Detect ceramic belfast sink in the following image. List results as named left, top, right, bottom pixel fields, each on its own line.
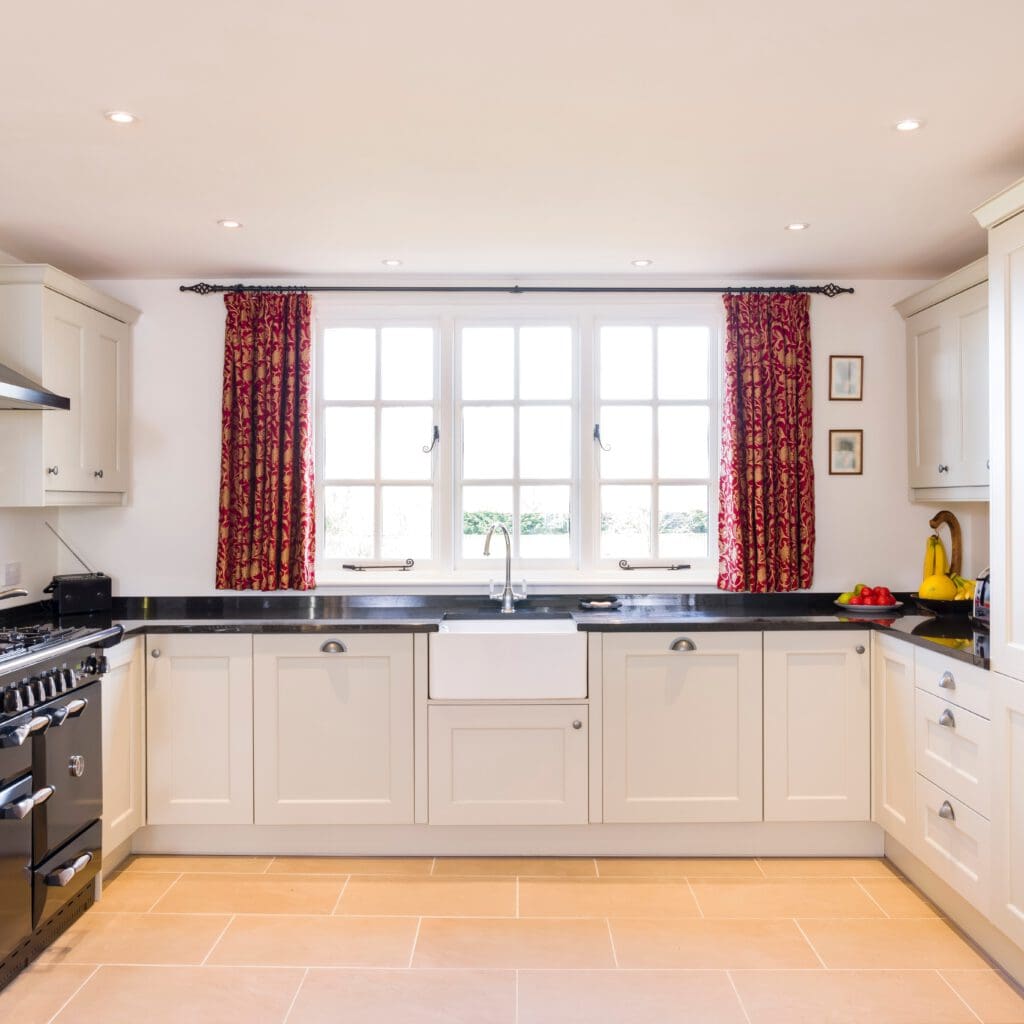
left=429, top=617, right=587, bottom=699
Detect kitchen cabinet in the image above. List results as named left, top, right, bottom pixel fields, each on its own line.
left=896, top=260, right=988, bottom=501
left=990, top=672, right=1024, bottom=948
left=101, top=636, right=145, bottom=862
left=602, top=632, right=762, bottom=823
left=428, top=704, right=589, bottom=826
left=763, top=631, right=871, bottom=821
left=871, top=634, right=916, bottom=848
left=253, top=634, right=415, bottom=825
left=146, top=634, right=253, bottom=825
left=0, top=265, right=138, bottom=507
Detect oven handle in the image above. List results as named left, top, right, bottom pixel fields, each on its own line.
left=45, top=851, right=93, bottom=888
left=0, top=715, right=51, bottom=748
left=0, top=785, right=55, bottom=820
left=47, top=698, right=89, bottom=728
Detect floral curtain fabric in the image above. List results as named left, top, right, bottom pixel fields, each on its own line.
left=215, top=291, right=316, bottom=590
left=717, top=292, right=815, bottom=592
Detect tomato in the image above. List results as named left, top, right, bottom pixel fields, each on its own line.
left=871, top=594, right=889, bottom=605
left=849, top=595, right=864, bottom=605
left=859, top=587, right=875, bottom=599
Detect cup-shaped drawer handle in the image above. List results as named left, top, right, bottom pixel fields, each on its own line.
left=939, top=671, right=956, bottom=690
left=320, top=640, right=347, bottom=654
left=45, top=851, right=93, bottom=887
left=669, top=637, right=696, bottom=652
left=939, top=709, right=956, bottom=729
left=938, top=800, right=956, bottom=822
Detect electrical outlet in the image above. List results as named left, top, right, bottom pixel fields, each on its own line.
left=4, top=562, right=21, bottom=586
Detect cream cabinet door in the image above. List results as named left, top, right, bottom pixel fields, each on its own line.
left=146, top=634, right=253, bottom=825
left=428, top=704, right=588, bottom=826
left=101, top=637, right=145, bottom=857
left=872, top=634, right=916, bottom=847
left=602, top=632, right=763, bottom=823
left=990, top=672, right=1024, bottom=946
left=763, top=631, right=870, bottom=822
left=253, top=634, right=414, bottom=825
left=41, top=290, right=87, bottom=490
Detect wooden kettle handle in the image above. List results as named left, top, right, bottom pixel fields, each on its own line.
left=929, top=510, right=962, bottom=576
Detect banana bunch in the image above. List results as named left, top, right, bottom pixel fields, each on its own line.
left=923, top=534, right=948, bottom=579
left=950, top=573, right=976, bottom=600
left=921, top=535, right=976, bottom=599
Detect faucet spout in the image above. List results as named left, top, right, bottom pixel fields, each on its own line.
left=483, top=523, right=518, bottom=614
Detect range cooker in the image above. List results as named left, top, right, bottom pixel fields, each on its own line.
left=0, top=622, right=122, bottom=989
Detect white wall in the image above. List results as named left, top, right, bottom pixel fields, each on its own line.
left=50, top=277, right=989, bottom=596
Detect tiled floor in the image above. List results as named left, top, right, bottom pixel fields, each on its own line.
left=2, top=856, right=1023, bottom=1023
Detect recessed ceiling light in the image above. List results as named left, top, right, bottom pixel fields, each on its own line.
left=785, top=223, right=810, bottom=231
left=104, top=110, right=138, bottom=125
left=895, top=118, right=924, bottom=132
left=382, top=258, right=403, bottom=267
left=217, top=219, right=243, bottom=229
left=631, top=258, right=654, bottom=267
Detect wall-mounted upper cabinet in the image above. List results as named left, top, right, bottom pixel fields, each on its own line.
left=896, top=259, right=988, bottom=502
left=0, top=265, right=139, bottom=507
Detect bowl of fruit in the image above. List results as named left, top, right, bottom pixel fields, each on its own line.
left=835, top=584, right=902, bottom=613
left=914, top=573, right=975, bottom=615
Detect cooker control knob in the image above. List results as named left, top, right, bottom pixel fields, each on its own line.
left=42, top=673, right=59, bottom=699
left=3, top=686, right=23, bottom=714
left=19, top=680, right=37, bottom=708
left=60, top=668, right=76, bottom=691
left=82, top=656, right=98, bottom=676
left=30, top=677, right=47, bottom=703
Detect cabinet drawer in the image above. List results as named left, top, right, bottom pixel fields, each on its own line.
left=915, top=774, right=990, bottom=913
left=915, top=689, right=991, bottom=818
left=915, top=648, right=990, bottom=719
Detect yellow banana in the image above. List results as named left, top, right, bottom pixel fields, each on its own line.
left=933, top=535, right=948, bottom=577
left=923, top=535, right=937, bottom=580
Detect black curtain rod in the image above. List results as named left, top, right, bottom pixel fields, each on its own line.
left=180, top=282, right=854, bottom=297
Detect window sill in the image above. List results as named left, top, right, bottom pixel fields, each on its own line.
left=312, top=569, right=720, bottom=592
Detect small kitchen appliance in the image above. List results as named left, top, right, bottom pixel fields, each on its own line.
left=972, top=568, right=991, bottom=626
left=41, top=522, right=112, bottom=616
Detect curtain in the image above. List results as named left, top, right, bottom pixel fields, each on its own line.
left=717, top=292, right=814, bottom=592
left=215, top=292, right=316, bottom=590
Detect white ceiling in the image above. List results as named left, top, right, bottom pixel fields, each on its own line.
left=2, top=0, right=1023, bottom=280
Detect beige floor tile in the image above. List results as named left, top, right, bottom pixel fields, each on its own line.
left=122, top=855, right=272, bottom=874
left=206, top=914, right=418, bottom=967
left=856, top=877, right=941, bottom=918
left=732, top=969, right=978, bottom=1024
left=51, top=965, right=303, bottom=1024
left=798, top=918, right=988, bottom=969
left=337, top=875, right=516, bottom=917
left=268, top=856, right=434, bottom=875
left=690, top=878, right=884, bottom=918
left=518, top=969, right=748, bottom=1024
left=0, top=964, right=96, bottom=1023
left=518, top=877, right=700, bottom=918
left=94, top=872, right=181, bottom=913
left=432, top=857, right=597, bottom=877
left=36, top=912, right=232, bottom=965
left=941, top=970, right=1024, bottom=1023
left=288, top=968, right=516, bottom=1024
left=596, top=857, right=762, bottom=878
left=150, top=872, right=346, bottom=915
left=610, top=918, right=821, bottom=969
left=756, top=857, right=896, bottom=877
left=413, top=917, right=615, bottom=969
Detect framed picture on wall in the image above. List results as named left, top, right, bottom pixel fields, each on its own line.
left=829, top=355, right=863, bottom=401
left=829, top=429, right=863, bottom=475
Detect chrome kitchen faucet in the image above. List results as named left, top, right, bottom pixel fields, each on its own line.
left=483, top=523, right=524, bottom=614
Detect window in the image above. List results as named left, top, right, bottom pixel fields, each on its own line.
left=315, top=303, right=720, bottom=579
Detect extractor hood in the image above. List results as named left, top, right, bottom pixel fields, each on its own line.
left=0, top=363, right=70, bottom=410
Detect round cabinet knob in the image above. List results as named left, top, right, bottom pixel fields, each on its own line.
left=93, top=469, right=104, bottom=479
left=150, top=649, right=161, bottom=658
left=572, top=720, right=583, bottom=730
left=46, top=466, right=59, bottom=476
left=855, top=645, right=865, bottom=654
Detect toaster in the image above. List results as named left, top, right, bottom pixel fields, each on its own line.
left=972, top=567, right=991, bottom=625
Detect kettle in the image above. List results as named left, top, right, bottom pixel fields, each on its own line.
left=972, top=568, right=991, bottom=626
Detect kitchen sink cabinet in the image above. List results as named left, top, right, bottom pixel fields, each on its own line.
left=990, top=672, right=1024, bottom=948
left=602, top=631, right=763, bottom=823
left=253, top=634, right=415, bottom=825
left=763, top=631, right=871, bottom=822
left=146, top=634, right=254, bottom=825
left=871, top=634, right=916, bottom=848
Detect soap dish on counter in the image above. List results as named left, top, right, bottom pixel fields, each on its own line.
left=578, top=597, right=622, bottom=611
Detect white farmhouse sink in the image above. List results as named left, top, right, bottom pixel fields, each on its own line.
left=429, top=617, right=587, bottom=699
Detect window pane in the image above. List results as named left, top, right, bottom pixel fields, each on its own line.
left=381, top=327, right=433, bottom=400
left=463, top=406, right=513, bottom=479
left=599, top=406, right=652, bottom=479
left=659, top=485, right=709, bottom=558
left=600, top=326, right=652, bottom=399
left=324, top=406, right=374, bottom=479
left=520, top=406, right=571, bottom=479
left=520, top=326, right=572, bottom=399
left=462, top=327, right=513, bottom=400
left=381, top=406, right=433, bottom=480
left=323, top=327, right=375, bottom=400
left=324, top=486, right=374, bottom=558
left=382, top=486, right=432, bottom=558
left=520, top=485, right=571, bottom=559
left=462, top=485, right=513, bottom=558
left=658, top=406, right=710, bottom=478
left=600, top=484, right=651, bottom=558
left=658, top=326, right=710, bottom=400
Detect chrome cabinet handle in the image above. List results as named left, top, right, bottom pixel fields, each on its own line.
left=572, top=720, right=583, bottom=730
left=47, top=465, right=59, bottom=476
left=855, top=645, right=866, bottom=654
left=0, top=785, right=55, bottom=820
left=94, top=469, right=104, bottom=478
left=939, top=709, right=956, bottom=729
left=151, top=649, right=161, bottom=658
left=0, top=715, right=51, bottom=748
left=937, top=464, right=949, bottom=473
left=320, top=640, right=347, bottom=654
left=65, top=698, right=88, bottom=719
left=938, top=800, right=956, bottom=822
left=45, top=852, right=93, bottom=888
left=669, top=637, right=696, bottom=652
left=939, top=671, right=956, bottom=690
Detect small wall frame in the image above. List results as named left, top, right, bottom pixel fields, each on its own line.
left=829, top=355, right=863, bottom=401
left=829, top=429, right=863, bottom=475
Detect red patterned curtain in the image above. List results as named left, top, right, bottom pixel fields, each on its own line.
left=215, top=292, right=316, bottom=590
left=717, top=292, right=814, bottom=592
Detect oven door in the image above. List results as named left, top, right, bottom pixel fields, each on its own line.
left=32, top=820, right=101, bottom=928
left=0, top=773, right=51, bottom=957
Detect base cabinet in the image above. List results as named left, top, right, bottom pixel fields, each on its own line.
left=763, top=631, right=871, bottom=822
left=602, top=632, right=763, bottom=823
left=991, top=672, right=1024, bottom=947
left=146, top=634, right=254, bottom=825
left=872, top=635, right=916, bottom=846
left=428, top=704, right=588, bottom=826
left=253, top=634, right=415, bottom=825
